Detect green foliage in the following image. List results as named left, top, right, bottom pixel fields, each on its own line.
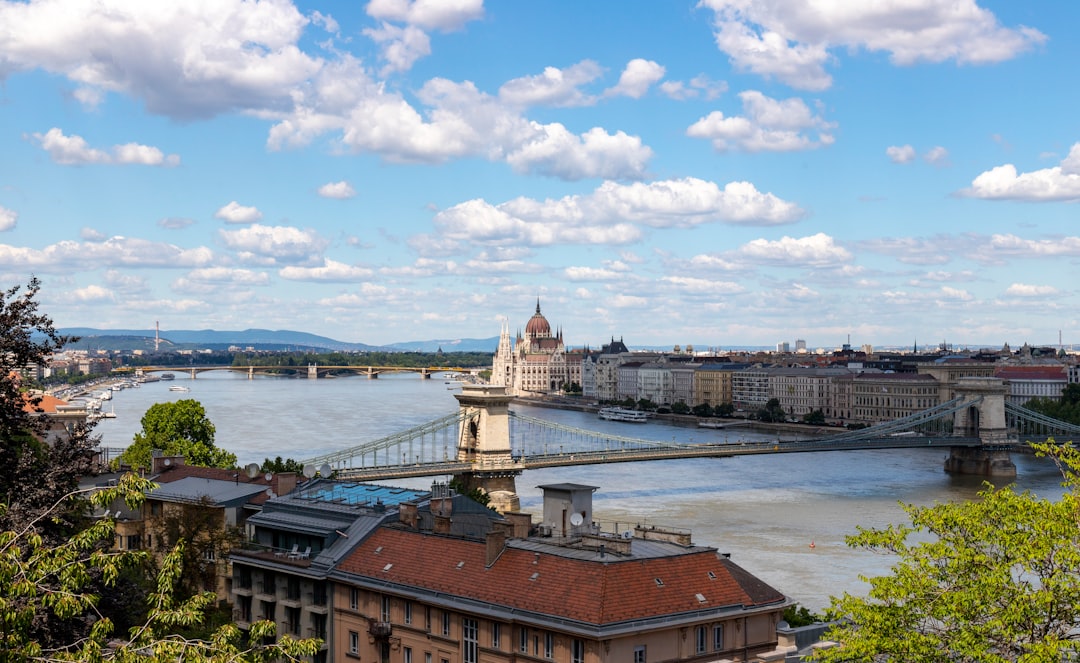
left=636, top=398, right=657, bottom=411
left=671, top=401, right=691, bottom=415
left=691, top=403, right=713, bottom=417
left=0, top=473, right=322, bottom=662
left=449, top=479, right=491, bottom=506
left=119, top=400, right=237, bottom=470
left=260, top=456, right=305, bottom=474
left=783, top=604, right=823, bottom=627
left=232, top=350, right=492, bottom=370
left=1025, top=384, right=1080, bottom=425
left=802, top=409, right=826, bottom=425
left=813, top=441, right=1080, bottom=663
left=757, top=398, right=786, bottom=423
left=715, top=402, right=735, bottom=417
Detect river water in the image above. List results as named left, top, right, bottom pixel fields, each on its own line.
left=91, top=371, right=1068, bottom=612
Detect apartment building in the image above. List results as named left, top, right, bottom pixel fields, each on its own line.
left=331, top=484, right=789, bottom=663
left=768, top=367, right=851, bottom=418
left=994, top=366, right=1068, bottom=406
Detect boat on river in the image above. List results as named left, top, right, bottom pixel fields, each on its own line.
left=168, top=385, right=190, bottom=392
left=598, top=407, right=648, bottom=423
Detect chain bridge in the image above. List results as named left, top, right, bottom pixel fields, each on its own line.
left=300, top=380, right=1080, bottom=512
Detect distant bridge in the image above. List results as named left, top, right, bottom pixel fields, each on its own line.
left=299, top=380, right=1080, bottom=510
left=118, top=364, right=476, bottom=379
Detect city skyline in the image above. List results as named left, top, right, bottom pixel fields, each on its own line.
left=1, top=2, right=1077, bottom=348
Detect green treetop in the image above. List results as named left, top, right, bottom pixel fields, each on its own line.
left=119, top=400, right=237, bottom=470
left=813, top=442, right=1080, bottom=663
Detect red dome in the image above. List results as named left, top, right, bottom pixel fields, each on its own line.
left=525, top=300, right=551, bottom=337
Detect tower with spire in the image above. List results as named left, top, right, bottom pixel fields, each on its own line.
left=491, top=300, right=578, bottom=396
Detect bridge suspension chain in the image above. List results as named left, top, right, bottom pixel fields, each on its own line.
left=509, top=411, right=688, bottom=452
left=1005, top=402, right=1080, bottom=437
left=300, top=409, right=475, bottom=468
left=811, top=396, right=972, bottom=443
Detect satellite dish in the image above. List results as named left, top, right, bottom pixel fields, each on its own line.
left=570, top=513, right=584, bottom=527
left=266, top=489, right=276, bottom=498
left=163, top=458, right=171, bottom=466
left=621, top=530, right=633, bottom=540
left=302, top=464, right=316, bottom=478
left=319, top=463, right=332, bottom=478
left=245, top=463, right=259, bottom=479
left=264, top=472, right=273, bottom=482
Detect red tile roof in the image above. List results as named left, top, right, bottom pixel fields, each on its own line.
left=22, top=392, right=67, bottom=414
left=994, top=366, right=1066, bottom=381
left=337, top=528, right=784, bottom=625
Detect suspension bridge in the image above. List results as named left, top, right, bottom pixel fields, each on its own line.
left=299, top=379, right=1080, bottom=512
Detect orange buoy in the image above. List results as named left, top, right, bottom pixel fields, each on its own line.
left=809, top=541, right=816, bottom=549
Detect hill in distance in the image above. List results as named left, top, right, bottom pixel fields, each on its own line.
left=57, top=328, right=499, bottom=353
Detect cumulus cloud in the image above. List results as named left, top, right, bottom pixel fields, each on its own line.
left=0, top=205, right=16, bottom=232
left=53, top=284, right=114, bottom=303
left=1005, top=283, right=1059, bottom=297
left=661, top=275, right=744, bottom=295
left=735, top=232, right=852, bottom=267
left=886, top=144, right=916, bottom=164
left=499, top=61, right=602, bottom=107
left=218, top=224, right=329, bottom=265
left=318, top=181, right=357, bottom=199
left=698, top=0, right=1046, bottom=90
left=605, top=59, right=665, bottom=99
left=364, top=0, right=484, bottom=72
left=158, top=217, right=196, bottom=229
left=0, top=237, right=215, bottom=271
left=430, top=177, right=803, bottom=250
left=659, top=74, right=728, bottom=101
left=506, top=125, right=653, bottom=180
left=215, top=201, right=263, bottom=224
left=924, top=146, right=949, bottom=166
left=181, top=267, right=270, bottom=285
left=30, top=128, right=179, bottom=166
left=279, top=259, right=374, bottom=281
left=0, top=1, right=322, bottom=120
left=960, top=143, right=1080, bottom=201
left=686, top=90, right=834, bottom=152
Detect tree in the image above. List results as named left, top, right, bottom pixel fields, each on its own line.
left=692, top=403, right=713, bottom=417
left=757, top=398, right=786, bottom=423
left=260, top=456, right=305, bottom=474
left=715, top=402, right=735, bottom=417
left=802, top=409, right=826, bottom=425
left=0, top=473, right=321, bottom=662
left=813, top=442, right=1080, bottom=663
left=119, top=400, right=237, bottom=470
left=671, top=401, right=690, bottom=415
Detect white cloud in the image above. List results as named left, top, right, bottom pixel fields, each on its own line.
left=215, top=201, right=263, bottom=224
left=181, top=267, right=270, bottom=285
left=0, top=1, right=322, bottom=120
left=1005, top=283, right=1060, bottom=297
left=962, top=143, right=1080, bottom=201
left=54, top=284, right=114, bottom=303
left=924, top=146, right=949, bottom=166
left=431, top=177, right=803, bottom=250
left=318, top=181, right=357, bottom=199
left=363, top=22, right=431, bottom=74
left=659, top=74, right=728, bottom=101
left=564, top=266, right=626, bottom=281
left=218, top=224, right=329, bottom=264
left=279, top=259, right=374, bottom=281
left=158, top=217, right=196, bottom=230
left=605, top=59, right=665, bottom=99
left=0, top=205, right=16, bottom=231
left=611, top=294, right=648, bottom=308
left=364, top=0, right=484, bottom=73
left=499, top=61, right=602, bottom=107
left=661, top=275, right=744, bottom=295
left=0, top=237, right=215, bottom=271
left=698, top=0, right=1046, bottom=90
left=506, top=125, right=653, bottom=180
left=30, top=128, right=179, bottom=166
left=886, top=144, right=916, bottom=164
left=736, top=232, right=852, bottom=267
left=686, top=90, right=834, bottom=152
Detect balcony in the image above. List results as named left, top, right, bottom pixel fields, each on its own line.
left=230, top=542, right=314, bottom=568
left=233, top=609, right=252, bottom=629
left=369, top=620, right=392, bottom=639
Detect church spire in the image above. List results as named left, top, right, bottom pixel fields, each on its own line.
left=535, top=297, right=541, bottom=314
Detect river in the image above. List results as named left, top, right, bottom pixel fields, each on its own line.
left=90, top=370, right=1068, bottom=612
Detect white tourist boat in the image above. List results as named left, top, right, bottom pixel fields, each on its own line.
left=168, top=385, right=191, bottom=392
left=597, top=407, right=648, bottom=423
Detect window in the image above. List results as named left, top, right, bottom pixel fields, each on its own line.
left=544, top=633, right=553, bottom=659
left=633, top=646, right=646, bottom=663
left=126, top=534, right=140, bottom=550
left=350, top=588, right=359, bottom=611
left=491, top=623, right=501, bottom=649
left=404, top=601, right=412, bottom=625
left=202, top=547, right=216, bottom=563
left=463, top=618, right=478, bottom=663
left=713, top=625, right=724, bottom=651
left=571, top=639, right=584, bottom=663
left=426, top=607, right=432, bottom=632
left=382, top=595, right=392, bottom=622
left=695, top=626, right=706, bottom=654
left=285, top=606, right=301, bottom=636
left=442, top=611, right=450, bottom=637
left=405, top=647, right=412, bottom=663
left=519, top=628, right=528, bottom=653
left=349, top=630, right=359, bottom=656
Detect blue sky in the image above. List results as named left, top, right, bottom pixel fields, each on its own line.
left=1, top=0, right=1077, bottom=350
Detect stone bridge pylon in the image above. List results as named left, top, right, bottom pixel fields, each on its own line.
left=453, top=384, right=521, bottom=513
left=946, top=377, right=1016, bottom=477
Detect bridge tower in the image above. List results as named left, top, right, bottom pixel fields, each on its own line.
left=453, top=384, right=521, bottom=513
left=946, top=377, right=1015, bottom=477
left=308, top=364, right=318, bottom=379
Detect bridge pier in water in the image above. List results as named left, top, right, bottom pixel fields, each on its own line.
left=947, top=378, right=1015, bottom=478
left=453, top=385, right=521, bottom=513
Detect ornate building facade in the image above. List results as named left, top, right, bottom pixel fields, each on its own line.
left=492, top=301, right=582, bottom=396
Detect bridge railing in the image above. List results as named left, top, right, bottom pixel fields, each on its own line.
left=301, top=410, right=475, bottom=469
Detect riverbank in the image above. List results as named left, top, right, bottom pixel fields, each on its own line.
left=510, top=395, right=832, bottom=438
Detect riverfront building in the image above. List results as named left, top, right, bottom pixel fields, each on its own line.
left=492, top=301, right=583, bottom=397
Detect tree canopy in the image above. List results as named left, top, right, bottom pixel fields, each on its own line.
left=119, top=399, right=237, bottom=470
left=814, top=442, right=1080, bottom=663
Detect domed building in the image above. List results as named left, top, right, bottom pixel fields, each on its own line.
left=491, top=300, right=582, bottom=396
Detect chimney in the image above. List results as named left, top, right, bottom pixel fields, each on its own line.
left=434, top=513, right=452, bottom=534
left=151, top=453, right=184, bottom=475
left=275, top=472, right=297, bottom=496
left=485, top=529, right=506, bottom=567
left=399, top=502, right=419, bottom=529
